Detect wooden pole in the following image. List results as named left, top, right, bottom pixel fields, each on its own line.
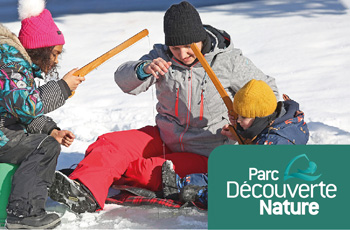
left=190, top=43, right=246, bottom=145
left=74, top=29, right=149, bottom=77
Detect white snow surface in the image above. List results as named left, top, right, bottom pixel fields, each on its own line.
left=2, top=0, right=350, bottom=228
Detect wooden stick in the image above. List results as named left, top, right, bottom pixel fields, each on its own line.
left=190, top=43, right=246, bottom=145
left=73, top=29, right=149, bottom=77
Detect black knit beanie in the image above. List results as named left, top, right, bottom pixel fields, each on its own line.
left=164, top=1, right=207, bottom=46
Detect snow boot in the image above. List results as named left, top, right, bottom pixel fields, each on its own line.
left=180, top=184, right=208, bottom=207
left=161, top=160, right=180, bottom=200
left=6, top=212, right=61, bottom=229
left=49, top=171, right=98, bottom=214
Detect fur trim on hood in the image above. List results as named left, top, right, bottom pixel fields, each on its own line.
left=0, top=23, right=32, bottom=65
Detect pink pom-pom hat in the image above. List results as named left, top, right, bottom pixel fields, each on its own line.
left=18, top=9, right=65, bottom=49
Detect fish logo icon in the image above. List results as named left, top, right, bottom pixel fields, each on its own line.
left=284, top=154, right=322, bottom=181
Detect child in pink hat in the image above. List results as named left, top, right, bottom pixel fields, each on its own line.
left=0, top=0, right=84, bottom=228
left=18, top=0, right=72, bottom=78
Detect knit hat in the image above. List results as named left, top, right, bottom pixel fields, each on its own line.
left=233, top=79, right=277, bottom=118
left=163, top=1, right=207, bottom=46
left=18, top=0, right=65, bottom=49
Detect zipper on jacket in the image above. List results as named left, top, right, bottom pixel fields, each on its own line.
left=175, top=88, right=179, bottom=117
left=199, top=73, right=208, bottom=121
left=179, top=69, right=193, bottom=151
left=200, top=89, right=204, bottom=120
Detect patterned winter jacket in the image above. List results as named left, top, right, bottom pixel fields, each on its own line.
left=115, top=25, right=279, bottom=157
left=254, top=100, right=309, bottom=145
left=0, top=23, right=71, bottom=148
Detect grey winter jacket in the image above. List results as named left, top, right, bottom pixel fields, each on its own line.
left=114, top=26, right=279, bottom=157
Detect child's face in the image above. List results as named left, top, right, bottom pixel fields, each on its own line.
left=169, top=41, right=202, bottom=65
left=43, top=45, right=63, bottom=74
left=50, top=45, right=63, bottom=66
left=237, top=115, right=255, bottom=130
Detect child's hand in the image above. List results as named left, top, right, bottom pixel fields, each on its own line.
left=50, top=129, right=75, bottom=147
left=62, top=68, right=85, bottom=91
left=143, top=57, right=172, bottom=79
left=221, top=124, right=238, bottom=141
left=228, top=113, right=236, bottom=126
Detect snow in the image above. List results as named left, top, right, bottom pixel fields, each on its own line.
left=1, top=0, right=350, bottom=228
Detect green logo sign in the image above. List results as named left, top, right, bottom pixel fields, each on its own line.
left=284, top=154, right=322, bottom=182
left=208, top=145, right=350, bottom=229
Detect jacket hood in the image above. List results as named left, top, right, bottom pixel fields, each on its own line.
left=0, top=23, right=32, bottom=65
left=274, top=100, right=299, bottom=125
left=253, top=100, right=309, bottom=145
left=203, top=24, right=231, bottom=50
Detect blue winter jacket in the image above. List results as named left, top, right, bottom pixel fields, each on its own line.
left=253, top=100, right=309, bottom=145
left=0, top=44, right=44, bottom=122
left=0, top=43, right=46, bottom=146
left=0, top=23, right=70, bottom=149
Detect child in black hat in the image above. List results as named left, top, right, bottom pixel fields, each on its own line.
left=49, top=1, right=280, bottom=213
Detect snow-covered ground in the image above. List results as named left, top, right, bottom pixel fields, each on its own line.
left=2, top=0, right=350, bottom=228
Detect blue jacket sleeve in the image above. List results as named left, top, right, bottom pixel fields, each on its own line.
left=0, top=64, right=44, bottom=125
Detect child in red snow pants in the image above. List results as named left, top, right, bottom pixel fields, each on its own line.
left=69, top=126, right=208, bottom=209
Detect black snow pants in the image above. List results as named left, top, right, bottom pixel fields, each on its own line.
left=0, top=125, right=60, bottom=217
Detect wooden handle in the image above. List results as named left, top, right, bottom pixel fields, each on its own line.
left=73, top=29, right=149, bottom=77
left=69, top=29, right=149, bottom=98
left=191, top=43, right=246, bottom=145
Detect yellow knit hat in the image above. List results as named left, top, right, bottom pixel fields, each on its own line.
left=233, top=79, right=277, bottom=118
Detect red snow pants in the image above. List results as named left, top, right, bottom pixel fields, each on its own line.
left=69, top=126, right=208, bottom=209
